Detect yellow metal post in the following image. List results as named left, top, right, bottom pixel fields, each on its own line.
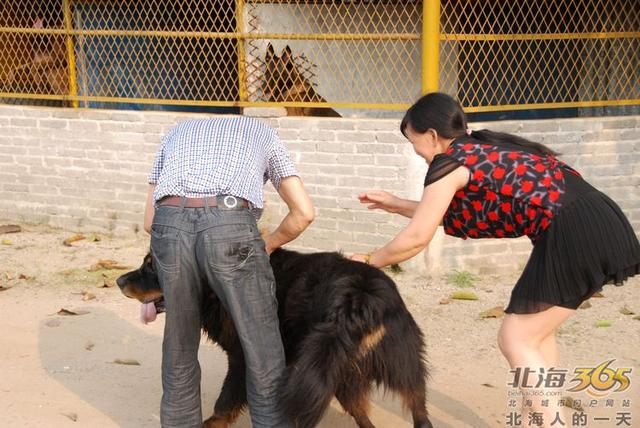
left=422, top=0, right=440, bottom=94
left=236, top=0, right=248, bottom=102
left=63, top=0, right=79, bottom=107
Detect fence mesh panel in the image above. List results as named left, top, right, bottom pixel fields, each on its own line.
left=0, top=0, right=637, bottom=112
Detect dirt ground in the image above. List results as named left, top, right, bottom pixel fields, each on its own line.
left=1, top=224, right=638, bottom=428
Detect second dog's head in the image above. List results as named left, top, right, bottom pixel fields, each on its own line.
left=116, top=253, right=164, bottom=310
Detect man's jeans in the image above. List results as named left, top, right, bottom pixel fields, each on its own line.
left=150, top=205, right=291, bottom=428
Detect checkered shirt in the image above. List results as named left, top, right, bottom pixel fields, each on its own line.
left=149, top=117, right=298, bottom=219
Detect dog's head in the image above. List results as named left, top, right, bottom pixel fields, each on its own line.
left=116, top=253, right=164, bottom=310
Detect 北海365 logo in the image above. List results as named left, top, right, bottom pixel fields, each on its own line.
left=568, top=359, right=632, bottom=397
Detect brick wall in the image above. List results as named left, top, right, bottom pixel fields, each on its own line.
left=0, top=104, right=638, bottom=274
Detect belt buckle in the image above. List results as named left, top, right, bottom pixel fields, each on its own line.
left=223, top=195, right=238, bottom=209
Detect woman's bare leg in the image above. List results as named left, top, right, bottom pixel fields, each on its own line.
left=539, top=331, right=559, bottom=366
left=498, top=306, right=575, bottom=428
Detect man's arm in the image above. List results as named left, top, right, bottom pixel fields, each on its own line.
left=143, top=184, right=156, bottom=234
left=263, top=176, right=314, bottom=254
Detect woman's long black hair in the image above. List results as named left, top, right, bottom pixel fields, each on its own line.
left=400, top=92, right=558, bottom=156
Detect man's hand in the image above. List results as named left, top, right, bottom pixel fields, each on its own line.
left=143, top=184, right=156, bottom=234
left=261, top=229, right=277, bottom=255
left=264, top=240, right=276, bottom=255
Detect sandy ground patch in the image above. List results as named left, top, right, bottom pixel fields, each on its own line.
left=1, top=224, right=638, bottom=427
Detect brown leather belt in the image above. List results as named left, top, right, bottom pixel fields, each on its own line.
left=157, top=195, right=250, bottom=210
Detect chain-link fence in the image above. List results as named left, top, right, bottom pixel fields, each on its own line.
left=0, top=0, right=637, bottom=113
left=440, top=0, right=640, bottom=113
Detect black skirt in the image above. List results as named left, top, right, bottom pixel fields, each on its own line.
left=505, top=173, right=640, bottom=314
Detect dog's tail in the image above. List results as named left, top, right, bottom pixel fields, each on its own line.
left=280, top=276, right=396, bottom=427
left=280, top=321, right=347, bottom=427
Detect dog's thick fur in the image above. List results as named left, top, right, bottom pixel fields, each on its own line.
left=117, top=249, right=432, bottom=428
left=262, top=43, right=341, bottom=118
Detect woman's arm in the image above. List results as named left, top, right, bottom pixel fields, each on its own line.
left=357, top=166, right=469, bottom=268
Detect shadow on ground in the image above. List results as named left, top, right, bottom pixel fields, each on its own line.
left=39, top=306, right=488, bottom=427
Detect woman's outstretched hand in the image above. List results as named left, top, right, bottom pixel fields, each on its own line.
left=350, top=253, right=369, bottom=264
left=358, top=190, right=401, bottom=214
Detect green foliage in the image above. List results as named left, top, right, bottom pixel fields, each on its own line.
left=388, top=263, right=403, bottom=274
left=446, top=270, right=479, bottom=288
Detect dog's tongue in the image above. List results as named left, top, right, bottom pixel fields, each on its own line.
left=140, top=302, right=157, bottom=324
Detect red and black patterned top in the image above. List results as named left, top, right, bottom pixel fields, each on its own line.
left=425, top=136, right=581, bottom=243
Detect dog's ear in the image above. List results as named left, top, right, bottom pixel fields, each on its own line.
left=281, top=45, right=292, bottom=63
left=266, top=43, right=275, bottom=61
left=144, top=252, right=153, bottom=270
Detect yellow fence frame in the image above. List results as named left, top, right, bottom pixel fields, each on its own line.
left=0, top=0, right=638, bottom=112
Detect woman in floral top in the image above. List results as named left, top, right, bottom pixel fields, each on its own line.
left=351, top=93, right=639, bottom=424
